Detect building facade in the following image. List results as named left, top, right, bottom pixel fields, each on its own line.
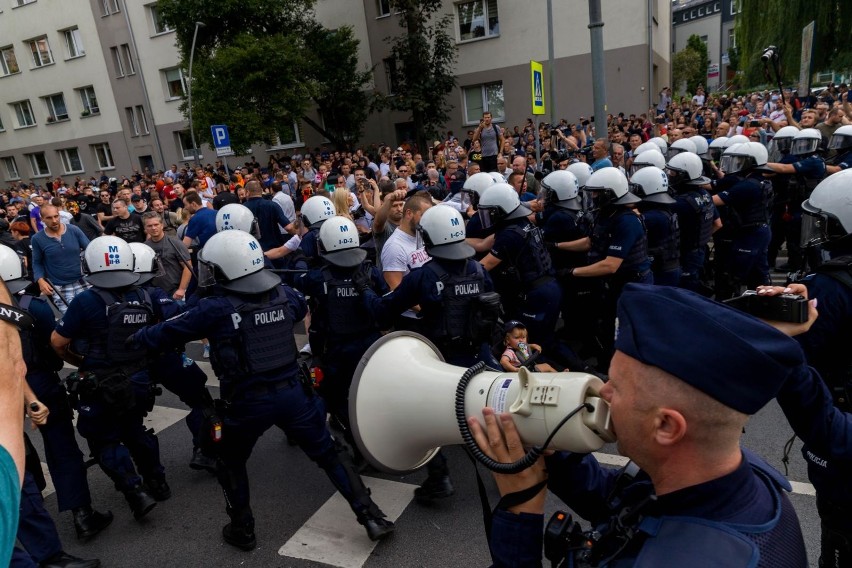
left=0, top=0, right=671, bottom=185
left=671, top=0, right=739, bottom=92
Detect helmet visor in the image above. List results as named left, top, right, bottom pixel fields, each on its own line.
left=791, top=137, right=820, bottom=155
left=800, top=209, right=829, bottom=249
left=828, top=134, right=850, bottom=150
left=709, top=147, right=723, bottom=162
left=664, top=148, right=683, bottom=161
left=250, top=219, right=262, bottom=240
left=771, top=137, right=793, bottom=153
left=477, top=207, right=498, bottom=230
left=461, top=189, right=480, bottom=209
left=628, top=163, right=646, bottom=177
left=720, top=154, right=749, bottom=174
left=197, top=259, right=217, bottom=288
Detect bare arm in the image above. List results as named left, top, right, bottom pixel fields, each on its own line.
left=572, top=256, right=623, bottom=277
left=383, top=271, right=404, bottom=290
left=0, top=280, right=27, bottom=487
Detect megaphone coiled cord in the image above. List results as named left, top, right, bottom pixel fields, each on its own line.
left=455, top=362, right=593, bottom=474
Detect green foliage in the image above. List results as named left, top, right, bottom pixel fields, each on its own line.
left=377, top=0, right=458, bottom=151
left=156, top=0, right=373, bottom=152
left=672, top=39, right=703, bottom=95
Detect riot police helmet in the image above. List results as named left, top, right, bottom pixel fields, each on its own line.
left=791, top=128, right=823, bottom=156
left=666, top=152, right=711, bottom=187
left=128, top=242, right=165, bottom=286
left=801, top=170, right=852, bottom=250
left=0, top=245, right=30, bottom=294
left=461, top=172, right=496, bottom=209
left=650, top=137, right=668, bottom=153
left=216, top=203, right=260, bottom=239
left=728, top=134, right=750, bottom=146
left=417, top=205, right=475, bottom=260
left=769, top=126, right=800, bottom=154
left=488, top=171, right=506, bottom=184
left=82, top=236, right=140, bottom=289
left=197, top=231, right=280, bottom=294
left=566, top=162, right=593, bottom=188
left=630, top=166, right=675, bottom=204
left=318, top=216, right=367, bottom=267
left=582, top=168, right=640, bottom=207
left=629, top=147, right=667, bottom=176
left=477, top=183, right=531, bottom=229
left=301, top=196, right=336, bottom=229
left=708, top=136, right=732, bottom=162
left=541, top=170, right=582, bottom=210
left=828, top=125, right=852, bottom=152
left=719, top=141, right=770, bottom=175
left=634, top=141, right=663, bottom=157
left=688, top=135, right=710, bottom=159
left=664, top=138, right=697, bottom=161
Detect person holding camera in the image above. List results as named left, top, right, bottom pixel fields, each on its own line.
left=473, top=112, right=504, bottom=173
left=471, top=283, right=807, bottom=567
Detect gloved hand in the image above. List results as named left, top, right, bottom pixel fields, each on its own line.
left=352, top=262, right=373, bottom=293
left=124, top=333, right=139, bottom=350
left=545, top=241, right=559, bottom=254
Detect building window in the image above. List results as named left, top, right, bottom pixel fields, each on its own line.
left=149, top=5, right=173, bottom=34
left=462, top=81, right=504, bottom=124
left=14, top=0, right=36, bottom=6
left=58, top=148, right=83, bottom=174
left=101, top=0, right=119, bottom=16
left=164, top=67, right=186, bottom=99
left=62, top=27, right=85, bottom=59
left=268, top=122, right=303, bottom=150
left=27, top=36, right=53, bottom=68
left=110, top=46, right=124, bottom=77
left=1, top=157, right=19, bottom=180
left=136, top=105, right=149, bottom=134
left=0, top=46, right=19, bottom=76
left=699, top=35, right=708, bottom=44
left=728, top=28, right=736, bottom=50
left=730, top=0, right=739, bottom=15
left=25, top=152, right=50, bottom=177
left=125, top=107, right=139, bottom=136
left=92, top=143, right=115, bottom=169
left=121, top=44, right=135, bottom=75
left=384, top=58, right=398, bottom=95
left=0, top=115, right=4, bottom=132
left=698, top=7, right=703, bottom=16
left=176, top=131, right=201, bottom=160
left=11, top=100, right=35, bottom=128
left=43, top=93, right=69, bottom=122
left=457, top=0, right=499, bottom=42
left=78, top=86, right=99, bottom=115
left=714, top=2, right=720, bottom=11
left=376, top=0, right=390, bottom=17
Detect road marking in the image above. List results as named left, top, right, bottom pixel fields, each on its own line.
left=144, top=404, right=190, bottom=433
left=278, top=477, right=413, bottom=568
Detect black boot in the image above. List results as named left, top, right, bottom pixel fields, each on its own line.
left=222, top=521, right=256, bottom=551
left=124, top=486, right=157, bottom=520
left=72, top=505, right=113, bottom=539
left=189, top=447, right=218, bottom=474
left=414, top=474, right=455, bottom=502
left=357, top=511, right=395, bottom=541
left=41, top=551, right=101, bottom=568
left=145, top=477, right=172, bottom=501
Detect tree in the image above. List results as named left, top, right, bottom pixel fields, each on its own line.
left=685, top=35, right=710, bottom=93
left=735, top=0, right=852, bottom=88
left=377, top=0, right=458, bottom=152
left=672, top=39, right=704, bottom=96
left=156, top=0, right=374, bottom=153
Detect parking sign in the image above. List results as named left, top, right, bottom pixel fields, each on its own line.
left=210, top=124, right=233, bottom=157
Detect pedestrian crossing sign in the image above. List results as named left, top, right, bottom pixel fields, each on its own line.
left=531, top=61, right=545, bottom=115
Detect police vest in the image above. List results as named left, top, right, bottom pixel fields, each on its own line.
left=504, top=221, right=554, bottom=287
left=678, top=190, right=714, bottom=251
left=90, top=288, right=154, bottom=374
left=211, top=288, right=297, bottom=381
left=811, top=256, right=852, bottom=406
left=320, top=267, right=375, bottom=337
left=726, top=177, right=774, bottom=231
left=644, top=208, right=680, bottom=273
left=16, top=295, right=63, bottom=374
left=792, top=156, right=826, bottom=202
left=590, top=209, right=649, bottom=272
left=424, top=260, right=486, bottom=342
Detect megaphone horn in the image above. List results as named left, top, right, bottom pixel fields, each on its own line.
left=349, top=331, right=615, bottom=474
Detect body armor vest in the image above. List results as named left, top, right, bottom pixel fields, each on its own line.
left=17, top=295, right=63, bottom=374
left=424, top=260, right=486, bottom=342
left=727, top=177, right=774, bottom=231
left=321, top=267, right=375, bottom=336
left=678, top=189, right=714, bottom=251
left=590, top=209, right=650, bottom=271
left=505, top=221, right=553, bottom=286
left=644, top=208, right=681, bottom=273
left=90, top=288, right=153, bottom=374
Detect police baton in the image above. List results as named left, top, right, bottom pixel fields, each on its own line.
left=166, top=237, right=198, bottom=280
left=269, top=269, right=309, bottom=274
left=42, top=278, right=69, bottom=308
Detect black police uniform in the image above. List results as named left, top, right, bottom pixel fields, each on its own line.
left=132, top=281, right=393, bottom=547
left=672, top=183, right=716, bottom=295
left=638, top=202, right=681, bottom=287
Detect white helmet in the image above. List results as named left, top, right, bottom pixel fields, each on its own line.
left=634, top=141, right=662, bottom=156
left=541, top=170, right=581, bottom=211
left=301, top=196, right=336, bottom=229
left=688, top=135, right=710, bottom=158
left=318, top=216, right=367, bottom=267
left=791, top=128, right=823, bottom=156
left=583, top=168, right=640, bottom=207
left=0, top=245, right=29, bottom=294
left=629, top=149, right=666, bottom=176
left=216, top=203, right=260, bottom=239
left=198, top=231, right=279, bottom=293
left=128, top=242, right=163, bottom=286
left=630, top=166, right=675, bottom=204
left=828, top=125, right=852, bottom=152
left=728, top=134, right=750, bottom=146
left=666, top=152, right=710, bottom=187
left=82, top=236, right=140, bottom=289
left=488, top=171, right=506, bottom=184
left=477, top=183, right=531, bottom=229
left=708, top=136, right=732, bottom=162
left=650, top=137, right=668, bottom=153
left=417, top=205, right=474, bottom=260
left=802, top=170, right=852, bottom=249
left=461, top=172, right=497, bottom=208
left=770, top=126, right=800, bottom=152
left=665, top=138, right=697, bottom=161
left=720, top=141, right=769, bottom=175
left=566, top=162, right=593, bottom=188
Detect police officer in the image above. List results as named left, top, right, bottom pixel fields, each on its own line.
left=765, top=126, right=802, bottom=272
left=357, top=205, right=497, bottom=501
left=457, top=172, right=496, bottom=248
left=297, top=196, right=337, bottom=268
left=712, top=142, right=774, bottom=298
left=129, top=230, right=394, bottom=549
left=551, top=168, right=652, bottom=369
left=474, top=284, right=807, bottom=567
left=827, top=125, right=852, bottom=171
left=292, top=215, right=387, bottom=459
left=0, top=246, right=113, bottom=541
left=666, top=152, right=718, bottom=296
left=631, top=166, right=681, bottom=286
left=128, top=242, right=216, bottom=474
left=50, top=236, right=164, bottom=520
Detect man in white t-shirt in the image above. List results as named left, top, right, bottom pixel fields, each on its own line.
left=380, top=194, right=433, bottom=290
left=692, top=86, right=706, bottom=107
left=272, top=182, right=296, bottom=232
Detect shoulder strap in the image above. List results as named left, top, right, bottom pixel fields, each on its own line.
left=425, top=260, right=449, bottom=281
left=493, top=124, right=501, bottom=139
left=94, top=288, right=119, bottom=313
left=17, top=294, right=32, bottom=311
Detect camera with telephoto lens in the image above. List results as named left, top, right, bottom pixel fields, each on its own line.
left=723, top=290, right=808, bottom=323
left=761, top=45, right=778, bottom=62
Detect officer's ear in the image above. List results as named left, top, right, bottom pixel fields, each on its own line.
left=652, top=407, right=687, bottom=447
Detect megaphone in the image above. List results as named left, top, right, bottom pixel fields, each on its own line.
left=349, top=331, right=615, bottom=474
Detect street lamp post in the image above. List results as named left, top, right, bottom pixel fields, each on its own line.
left=187, top=21, right=205, bottom=168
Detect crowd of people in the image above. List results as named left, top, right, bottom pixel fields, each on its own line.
left=1, top=82, right=852, bottom=567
